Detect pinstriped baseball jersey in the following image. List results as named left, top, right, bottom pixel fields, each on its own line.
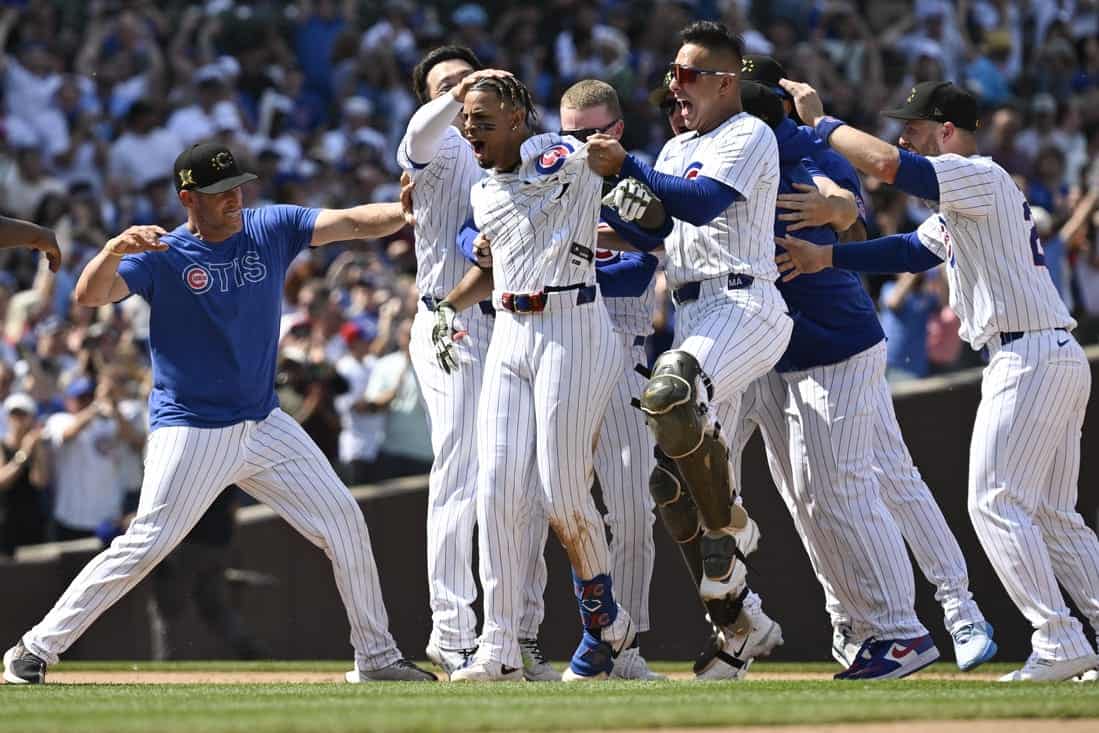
left=654, top=112, right=780, bottom=288
left=398, top=126, right=484, bottom=299
left=914, top=154, right=1074, bottom=349
left=596, top=249, right=656, bottom=336
left=471, top=133, right=602, bottom=294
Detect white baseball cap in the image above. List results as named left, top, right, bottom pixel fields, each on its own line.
left=3, top=392, right=37, bottom=416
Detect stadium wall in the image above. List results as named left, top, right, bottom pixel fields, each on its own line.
left=2, top=348, right=1097, bottom=663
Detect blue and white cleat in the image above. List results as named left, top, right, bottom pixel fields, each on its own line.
left=835, top=635, right=940, bottom=680
left=951, top=621, right=998, bottom=671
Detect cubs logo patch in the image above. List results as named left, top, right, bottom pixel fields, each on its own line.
left=536, top=141, right=574, bottom=174
left=684, top=161, right=704, bottom=180
left=183, top=264, right=213, bottom=294
left=211, top=151, right=234, bottom=170
left=595, top=248, right=619, bottom=263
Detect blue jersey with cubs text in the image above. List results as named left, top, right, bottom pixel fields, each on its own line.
left=773, top=119, right=883, bottom=372
left=117, top=206, right=319, bottom=429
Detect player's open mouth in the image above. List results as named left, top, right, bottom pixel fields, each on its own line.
left=677, top=100, right=693, bottom=117
left=471, top=140, right=486, bottom=157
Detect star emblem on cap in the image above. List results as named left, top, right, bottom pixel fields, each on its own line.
left=742, top=58, right=755, bottom=73
left=178, top=168, right=195, bottom=187
left=211, top=151, right=234, bottom=170
left=907, top=87, right=917, bottom=103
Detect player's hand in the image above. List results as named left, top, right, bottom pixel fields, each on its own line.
left=451, top=68, right=513, bottom=103
left=774, top=234, right=833, bottom=282
left=29, top=227, right=62, bottom=273
left=777, top=183, right=835, bottom=231
left=104, top=225, right=169, bottom=257
left=431, top=301, right=467, bottom=374
left=586, top=134, right=627, bottom=177
left=399, top=171, right=416, bottom=226
left=602, top=178, right=656, bottom=222
left=472, top=232, right=493, bottom=269
left=778, top=79, right=825, bottom=127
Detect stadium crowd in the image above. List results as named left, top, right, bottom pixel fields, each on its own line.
left=0, top=0, right=1098, bottom=556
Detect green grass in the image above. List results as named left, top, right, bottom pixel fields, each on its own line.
left=5, top=662, right=1098, bottom=733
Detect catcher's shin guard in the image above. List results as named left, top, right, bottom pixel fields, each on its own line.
left=640, top=350, right=733, bottom=531
left=650, top=447, right=705, bottom=586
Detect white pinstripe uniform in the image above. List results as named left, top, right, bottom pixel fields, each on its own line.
left=915, top=153, right=1099, bottom=661
left=19, top=209, right=403, bottom=673
left=519, top=251, right=658, bottom=638
left=398, top=119, right=493, bottom=651
left=655, top=113, right=792, bottom=492
left=472, top=133, right=621, bottom=669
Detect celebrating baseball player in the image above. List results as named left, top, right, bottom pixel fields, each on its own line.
left=775, top=79, right=1099, bottom=683
left=588, top=21, right=792, bottom=677
left=429, top=74, right=643, bottom=682
left=736, top=58, right=997, bottom=677
left=397, top=46, right=562, bottom=681
left=3, top=142, right=436, bottom=685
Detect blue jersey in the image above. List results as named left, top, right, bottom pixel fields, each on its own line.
left=118, top=205, right=319, bottom=430
left=773, top=119, right=883, bottom=372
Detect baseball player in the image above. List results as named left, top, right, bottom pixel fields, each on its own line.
left=776, top=79, right=1099, bottom=682
left=398, top=47, right=554, bottom=680
left=430, top=75, right=640, bottom=681
left=2, top=142, right=435, bottom=685
left=739, top=57, right=997, bottom=674
left=588, top=21, right=791, bottom=676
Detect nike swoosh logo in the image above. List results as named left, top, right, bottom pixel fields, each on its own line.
left=555, top=183, right=570, bottom=200
left=502, top=665, right=519, bottom=675
left=1057, top=339, right=1070, bottom=347
left=889, top=644, right=914, bottom=660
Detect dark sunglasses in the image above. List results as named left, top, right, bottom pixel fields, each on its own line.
left=667, top=63, right=737, bottom=85
left=558, top=118, right=620, bottom=142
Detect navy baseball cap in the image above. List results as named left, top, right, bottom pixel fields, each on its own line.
left=740, top=82, right=785, bottom=129
left=740, top=55, right=790, bottom=99
left=882, top=81, right=980, bottom=132
left=173, top=142, right=258, bottom=194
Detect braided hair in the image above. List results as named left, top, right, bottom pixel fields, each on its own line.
left=468, top=75, right=539, bottom=126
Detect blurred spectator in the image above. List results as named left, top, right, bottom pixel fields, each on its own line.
left=334, top=321, right=385, bottom=485
left=42, top=377, right=137, bottom=541
left=0, top=393, right=49, bottom=556
left=880, top=272, right=939, bottom=382
left=366, top=318, right=430, bottom=480
left=924, top=270, right=964, bottom=375
left=109, top=100, right=179, bottom=194
left=0, top=146, right=66, bottom=220
left=275, top=354, right=347, bottom=465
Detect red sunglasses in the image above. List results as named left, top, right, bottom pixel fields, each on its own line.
left=667, top=63, right=738, bottom=85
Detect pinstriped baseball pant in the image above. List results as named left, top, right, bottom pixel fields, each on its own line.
left=517, top=333, right=656, bottom=637
left=409, top=304, right=495, bottom=650
left=728, top=343, right=935, bottom=642
left=22, top=408, right=402, bottom=670
left=971, top=331, right=1099, bottom=660
left=476, top=301, right=619, bottom=668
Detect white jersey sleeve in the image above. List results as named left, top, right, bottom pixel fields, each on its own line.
left=928, top=154, right=996, bottom=218
left=915, top=213, right=949, bottom=262
left=704, top=114, right=775, bottom=197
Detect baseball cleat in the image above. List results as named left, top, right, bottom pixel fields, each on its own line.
left=611, top=647, right=667, bottom=680
left=344, top=658, right=437, bottom=683
left=519, top=637, right=561, bottom=682
left=3, top=642, right=46, bottom=685
left=1073, top=666, right=1098, bottom=682
left=565, top=607, right=636, bottom=682
left=832, top=624, right=861, bottom=668
left=695, top=594, right=782, bottom=680
left=450, top=658, right=523, bottom=682
left=999, top=653, right=1099, bottom=682
left=951, top=621, right=998, bottom=671
left=835, top=635, right=939, bottom=680
left=425, top=641, right=476, bottom=679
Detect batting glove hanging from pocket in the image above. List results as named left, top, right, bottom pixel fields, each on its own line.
left=601, top=178, right=657, bottom=222
left=431, top=301, right=464, bottom=373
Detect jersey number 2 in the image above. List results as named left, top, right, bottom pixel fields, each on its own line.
left=1022, top=201, right=1045, bottom=267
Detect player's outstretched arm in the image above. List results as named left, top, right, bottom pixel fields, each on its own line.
left=0, top=215, right=61, bottom=272
left=74, top=225, right=168, bottom=307
left=780, top=79, right=901, bottom=184
left=778, top=179, right=858, bottom=233
left=775, top=230, right=942, bottom=282
left=310, top=203, right=407, bottom=247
